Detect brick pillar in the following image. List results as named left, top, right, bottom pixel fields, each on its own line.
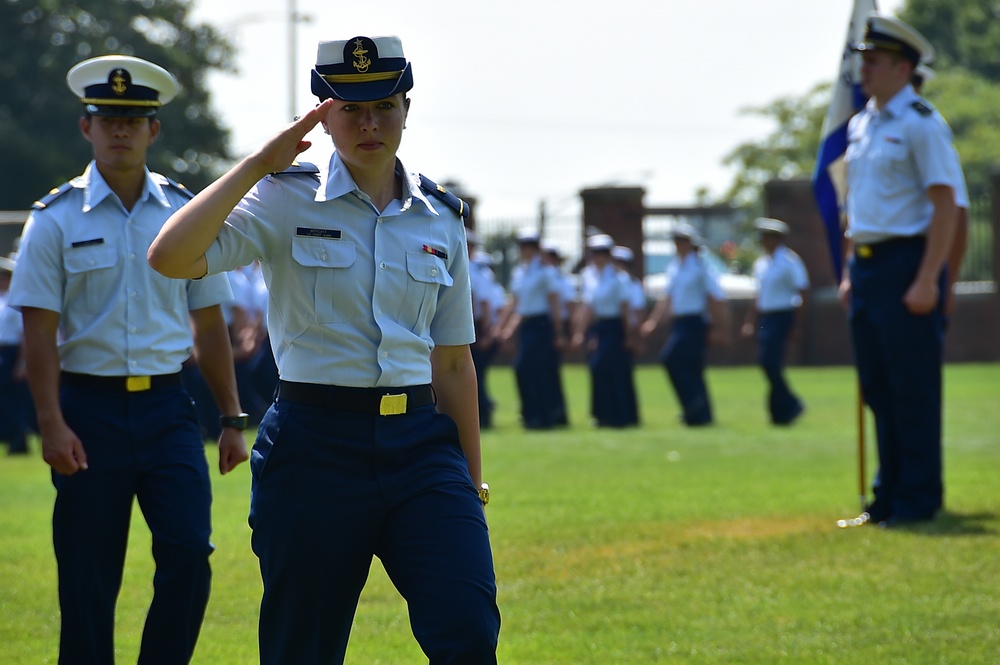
left=579, top=187, right=646, bottom=276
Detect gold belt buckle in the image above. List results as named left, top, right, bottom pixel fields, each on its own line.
left=379, top=393, right=408, bottom=416
left=126, top=376, right=152, bottom=392
left=857, top=245, right=873, bottom=259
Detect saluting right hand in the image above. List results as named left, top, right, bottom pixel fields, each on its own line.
left=41, top=421, right=88, bottom=476
left=251, top=99, right=335, bottom=175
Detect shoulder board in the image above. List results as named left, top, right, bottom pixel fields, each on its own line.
left=418, top=174, right=470, bottom=222
left=270, top=161, right=321, bottom=179
left=32, top=181, right=77, bottom=210
left=159, top=175, right=195, bottom=200
left=911, top=100, right=933, bottom=117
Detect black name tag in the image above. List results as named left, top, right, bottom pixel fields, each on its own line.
left=71, top=238, right=105, bottom=248
left=296, top=227, right=342, bottom=239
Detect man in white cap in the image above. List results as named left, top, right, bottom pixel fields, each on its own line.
left=148, top=36, right=500, bottom=663
left=572, top=234, right=638, bottom=427
left=839, top=15, right=962, bottom=526
left=640, top=223, right=730, bottom=426
left=500, top=228, right=569, bottom=428
left=9, top=55, right=248, bottom=663
left=741, top=218, right=809, bottom=425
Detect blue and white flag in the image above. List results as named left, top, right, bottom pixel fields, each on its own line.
left=812, top=0, right=877, bottom=280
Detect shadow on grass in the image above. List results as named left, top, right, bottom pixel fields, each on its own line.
left=893, top=510, right=997, bottom=537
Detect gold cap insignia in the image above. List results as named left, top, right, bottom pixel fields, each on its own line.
left=352, top=39, right=371, bottom=73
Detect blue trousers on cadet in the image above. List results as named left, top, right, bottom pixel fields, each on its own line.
left=515, top=314, right=565, bottom=428
left=661, top=314, right=713, bottom=426
left=849, top=237, right=945, bottom=522
left=757, top=309, right=804, bottom=424
left=53, top=378, right=213, bottom=665
left=588, top=318, right=638, bottom=427
left=249, top=396, right=501, bottom=665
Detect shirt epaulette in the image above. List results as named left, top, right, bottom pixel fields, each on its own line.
left=418, top=174, right=470, bottom=222
left=911, top=100, right=933, bottom=117
left=152, top=173, right=195, bottom=200
left=31, top=181, right=77, bottom=210
left=270, top=161, right=321, bottom=180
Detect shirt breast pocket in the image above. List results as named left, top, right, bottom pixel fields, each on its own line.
left=63, top=245, right=119, bottom=313
left=400, top=251, right=453, bottom=332
left=291, top=236, right=357, bottom=323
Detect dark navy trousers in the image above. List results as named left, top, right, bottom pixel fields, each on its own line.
left=54, top=382, right=212, bottom=665
left=0, top=344, right=33, bottom=452
left=756, top=309, right=804, bottom=424
left=514, top=314, right=567, bottom=428
left=849, top=237, right=945, bottom=521
left=249, top=399, right=500, bottom=665
left=661, top=314, right=713, bottom=426
left=471, top=323, right=498, bottom=428
left=588, top=318, right=639, bottom=427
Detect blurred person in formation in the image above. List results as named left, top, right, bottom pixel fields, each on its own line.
left=611, top=244, right=645, bottom=423
left=467, top=230, right=501, bottom=428
left=541, top=240, right=578, bottom=341
left=238, top=259, right=280, bottom=422
left=499, top=228, right=569, bottom=429
left=572, top=234, right=638, bottom=427
left=640, top=224, right=731, bottom=426
left=839, top=16, right=961, bottom=526
left=8, top=55, right=248, bottom=664
left=911, top=63, right=969, bottom=324
left=0, top=252, right=34, bottom=455
left=146, top=35, right=500, bottom=663
left=740, top=218, right=809, bottom=425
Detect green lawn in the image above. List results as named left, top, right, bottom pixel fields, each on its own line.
left=2, top=364, right=999, bottom=664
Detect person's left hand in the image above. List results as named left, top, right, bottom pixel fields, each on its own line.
left=218, top=427, right=250, bottom=475
left=903, top=278, right=939, bottom=315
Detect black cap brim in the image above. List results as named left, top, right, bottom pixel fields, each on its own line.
left=311, top=64, right=413, bottom=102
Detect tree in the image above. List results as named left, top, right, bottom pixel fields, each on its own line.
left=716, top=0, right=1000, bottom=213
left=719, top=83, right=830, bottom=213
left=0, top=0, right=236, bottom=208
left=899, top=0, right=1000, bottom=82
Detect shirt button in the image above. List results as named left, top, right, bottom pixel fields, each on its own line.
left=89, top=259, right=96, bottom=266
left=130, top=291, right=137, bottom=298
left=129, top=326, right=138, bottom=333
left=381, top=351, right=389, bottom=359
left=130, top=253, right=136, bottom=260
left=430, top=268, right=438, bottom=277
left=320, top=253, right=328, bottom=261
left=380, top=262, right=387, bottom=270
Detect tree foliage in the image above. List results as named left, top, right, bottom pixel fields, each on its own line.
left=717, top=0, right=1000, bottom=211
left=0, top=0, right=236, bottom=208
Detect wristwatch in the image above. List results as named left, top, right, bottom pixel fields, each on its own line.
left=478, top=482, right=490, bottom=507
left=219, top=412, right=250, bottom=431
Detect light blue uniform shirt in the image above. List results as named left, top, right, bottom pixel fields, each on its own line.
left=664, top=252, right=724, bottom=317
left=0, top=291, right=22, bottom=345
left=582, top=263, right=630, bottom=318
left=752, top=246, right=809, bottom=312
left=470, top=260, right=496, bottom=326
left=845, top=85, right=961, bottom=243
left=510, top=257, right=560, bottom=317
left=203, top=152, right=474, bottom=388
left=9, top=163, right=233, bottom=376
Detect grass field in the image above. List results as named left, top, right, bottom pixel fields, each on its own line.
left=2, top=363, right=998, bottom=664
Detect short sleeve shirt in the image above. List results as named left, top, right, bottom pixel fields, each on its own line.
left=203, top=152, right=474, bottom=388
left=664, top=252, right=724, bottom=317
left=752, top=246, right=810, bottom=312
left=9, top=162, right=233, bottom=375
left=845, top=85, right=961, bottom=242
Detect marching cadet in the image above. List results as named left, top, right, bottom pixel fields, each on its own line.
left=147, top=36, right=500, bottom=663
left=0, top=252, right=33, bottom=455
left=741, top=218, right=809, bottom=425
left=9, top=55, right=247, bottom=664
left=468, top=230, right=500, bottom=428
left=573, top=234, right=638, bottom=427
left=640, top=224, right=731, bottom=426
left=500, top=228, right=569, bottom=429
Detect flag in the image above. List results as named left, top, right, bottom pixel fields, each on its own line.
left=811, top=0, right=876, bottom=281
